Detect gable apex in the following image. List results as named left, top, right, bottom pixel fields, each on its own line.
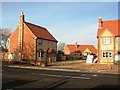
left=101, top=28, right=113, bottom=37
left=24, top=23, right=36, bottom=39
left=97, top=19, right=120, bottom=37
left=84, top=48, right=92, bottom=53
left=9, top=26, right=19, bottom=39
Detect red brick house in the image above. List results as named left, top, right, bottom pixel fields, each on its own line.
left=8, top=12, right=58, bottom=62
left=97, top=17, right=120, bottom=63
left=64, top=43, right=97, bottom=56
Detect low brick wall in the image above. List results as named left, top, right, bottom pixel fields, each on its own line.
left=0, top=52, right=8, bottom=61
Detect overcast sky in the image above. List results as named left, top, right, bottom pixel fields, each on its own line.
left=1, top=2, right=118, bottom=47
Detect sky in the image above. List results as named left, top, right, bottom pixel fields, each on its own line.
left=1, top=1, right=119, bottom=48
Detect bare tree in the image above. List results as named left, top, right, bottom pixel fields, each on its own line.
left=57, top=42, right=66, bottom=51
left=0, top=28, right=2, bottom=53
left=0, top=28, right=12, bottom=51
left=0, top=28, right=2, bottom=46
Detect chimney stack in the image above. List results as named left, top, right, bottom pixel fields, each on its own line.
left=19, top=12, right=25, bottom=52
left=98, top=16, right=102, bottom=29
left=20, top=12, right=25, bottom=24
left=75, top=42, right=78, bottom=48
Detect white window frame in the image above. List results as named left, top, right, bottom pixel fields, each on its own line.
left=103, top=38, right=110, bottom=44
left=102, top=52, right=106, bottom=58
left=38, top=52, right=41, bottom=57
left=108, top=52, right=112, bottom=58
left=102, top=52, right=112, bottom=58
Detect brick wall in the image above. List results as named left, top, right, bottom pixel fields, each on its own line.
left=9, top=26, right=19, bottom=53
left=9, top=24, right=36, bottom=61
left=23, top=24, right=36, bottom=60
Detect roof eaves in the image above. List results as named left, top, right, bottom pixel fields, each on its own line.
left=37, top=37, right=58, bottom=42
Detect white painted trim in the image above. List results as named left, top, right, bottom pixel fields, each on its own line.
left=102, top=51, right=112, bottom=58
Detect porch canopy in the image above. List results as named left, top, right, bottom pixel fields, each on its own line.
left=37, top=49, right=44, bottom=52
left=47, top=48, right=56, bottom=54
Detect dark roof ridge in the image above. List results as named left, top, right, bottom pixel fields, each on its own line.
left=25, top=21, right=47, bottom=30
left=24, top=21, right=58, bottom=42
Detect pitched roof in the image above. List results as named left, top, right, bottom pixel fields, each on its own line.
left=97, top=20, right=120, bottom=36
left=77, top=45, right=97, bottom=53
left=66, top=44, right=97, bottom=53
left=25, top=22, right=58, bottom=42
left=67, top=44, right=77, bottom=53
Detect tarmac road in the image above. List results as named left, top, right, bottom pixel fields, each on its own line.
left=2, top=66, right=119, bottom=89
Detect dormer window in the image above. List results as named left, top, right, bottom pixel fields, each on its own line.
left=103, top=37, right=110, bottom=44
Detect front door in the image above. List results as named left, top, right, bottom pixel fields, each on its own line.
left=37, top=52, right=42, bottom=61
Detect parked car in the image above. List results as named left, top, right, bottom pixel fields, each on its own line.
left=70, top=51, right=82, bottom=60
left=81, top=55, right=87, bottom=60
left=57, top=51, right=65, bottom=61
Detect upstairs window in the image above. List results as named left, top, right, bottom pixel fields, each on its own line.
left=52, top=42, right=56, bottom=46
left=37, top=39, right=43, bottom=44
left=118, top=37, right=120, bottom=44
left=103, top=38, right=110, bottom=44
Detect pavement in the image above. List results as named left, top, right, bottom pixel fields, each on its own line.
left=3, top=60, right=120, bottom=74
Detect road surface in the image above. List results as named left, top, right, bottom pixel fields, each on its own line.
left=2, top=66, right=119, bottom=89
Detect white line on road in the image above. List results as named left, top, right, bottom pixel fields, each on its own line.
left=93, top=74, right=98, bottom=77
left=39, top=73, right=64, bottom=78
left=81, top=74, right=86, bottom=76
left=70, top=76, right=91, bottom=79
left=31, top=73, right=91, bottom=80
